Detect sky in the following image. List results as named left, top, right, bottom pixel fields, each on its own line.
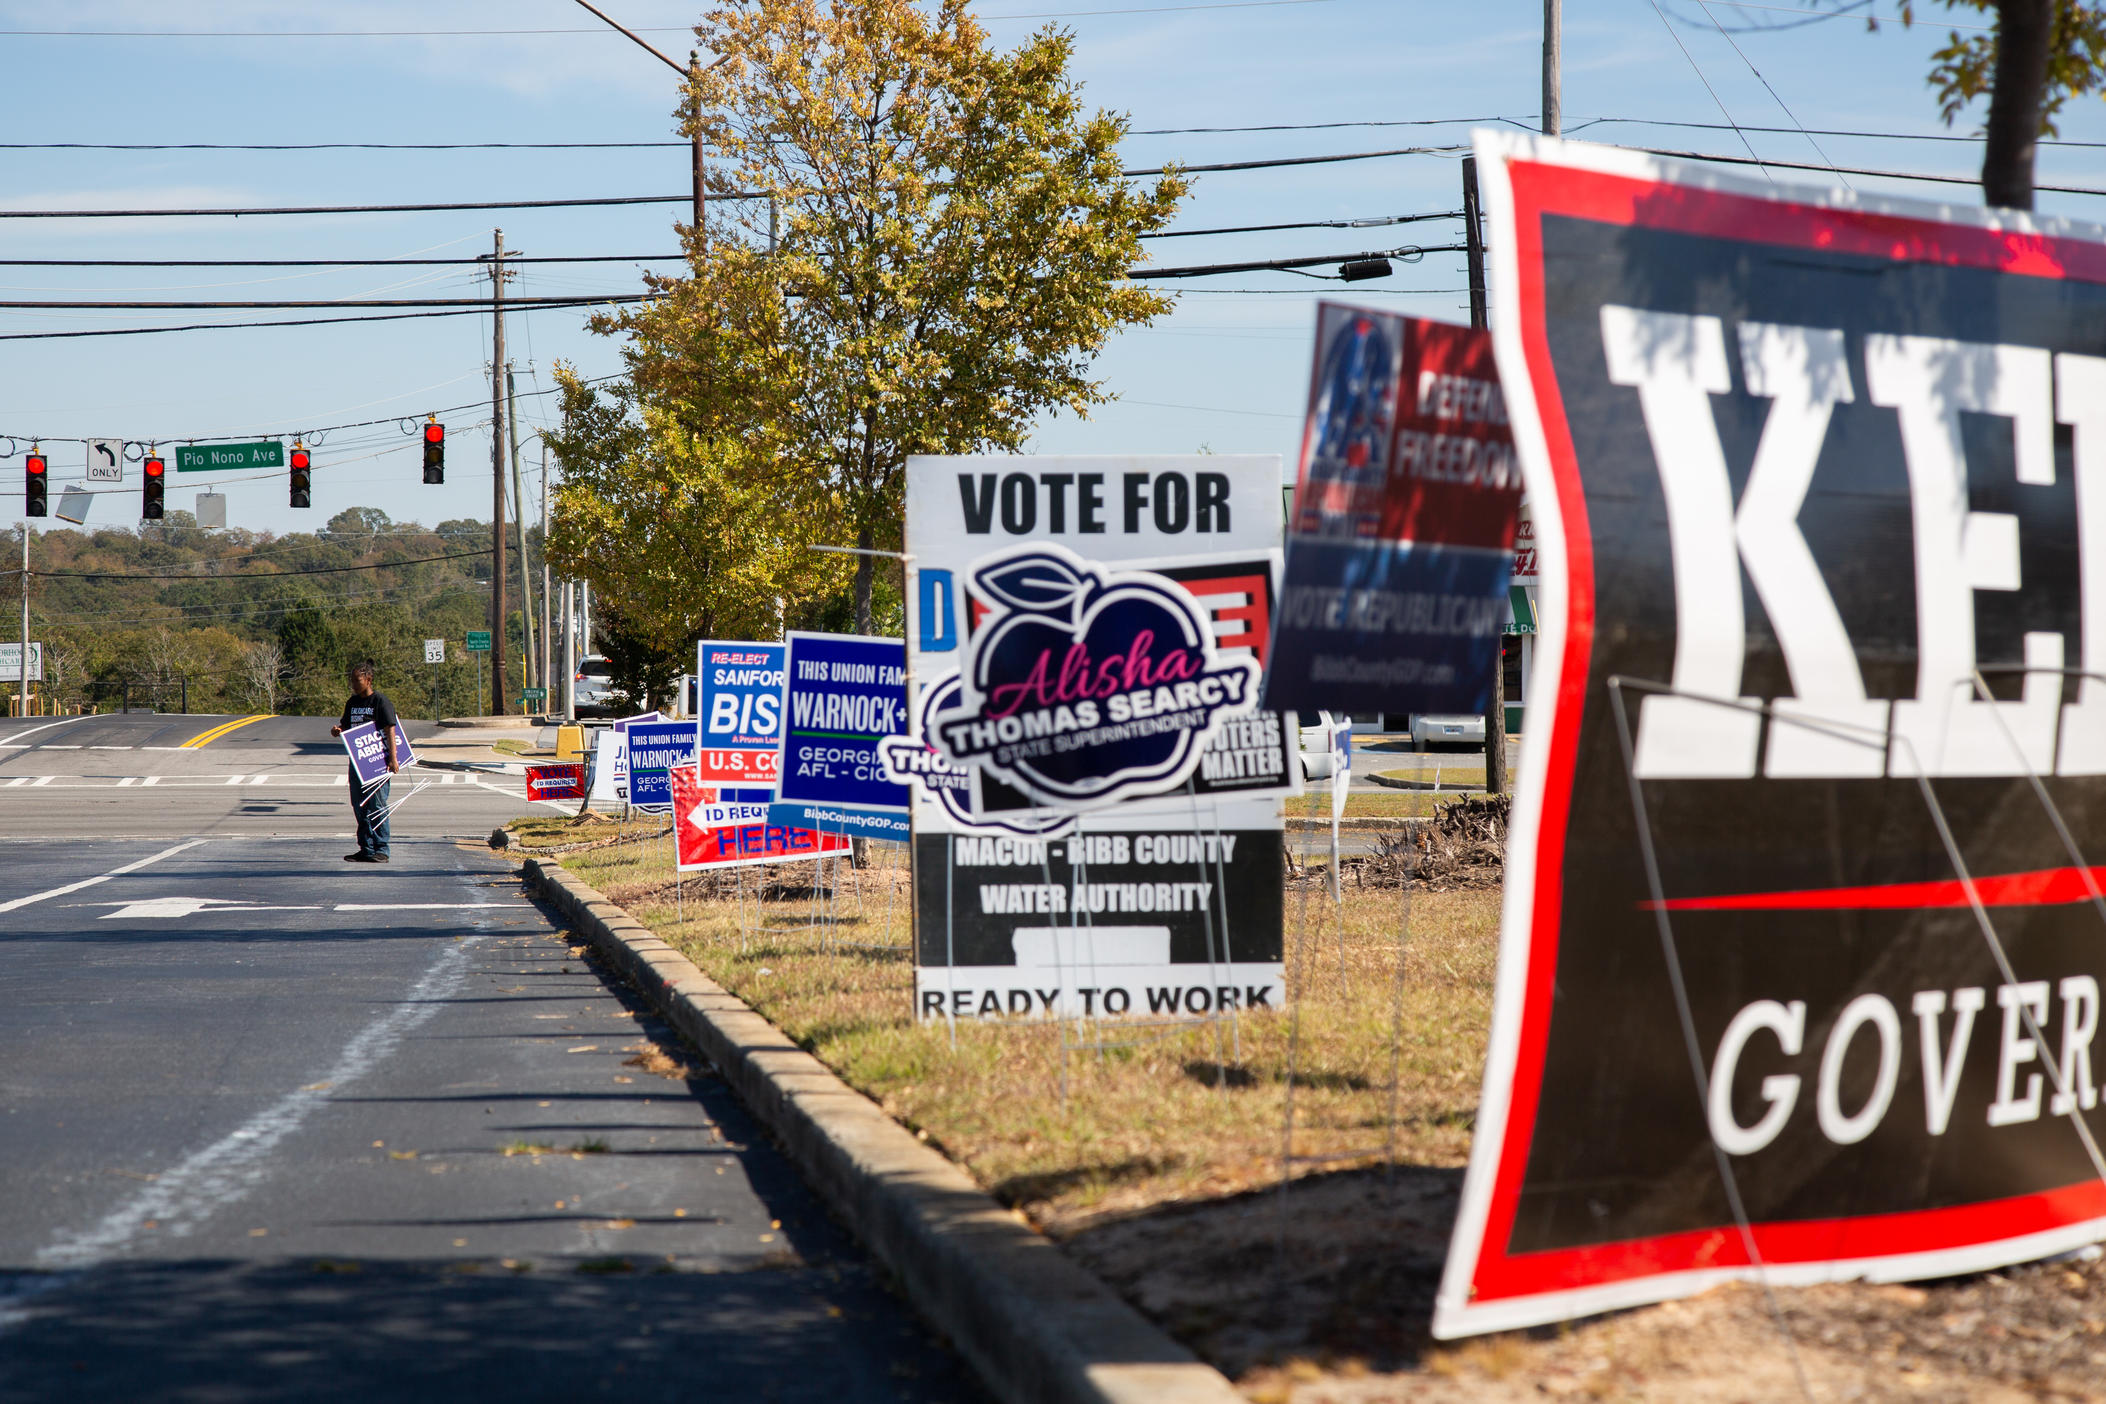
left=2, top=0, right=2104, bottom=541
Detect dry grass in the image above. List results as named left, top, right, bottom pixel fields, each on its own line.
left=552, top=829, right=1498, bottom=1236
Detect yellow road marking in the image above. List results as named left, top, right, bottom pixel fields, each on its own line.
left=180, top=714, right=275, bottom=749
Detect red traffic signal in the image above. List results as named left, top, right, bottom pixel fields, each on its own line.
left=142, top=454, right=165, bottom=520
left=289, top=442, right=311, bottom=508
left=422, top=419, right=445, bottom=484
left=24, top=450, right=47, bottom=517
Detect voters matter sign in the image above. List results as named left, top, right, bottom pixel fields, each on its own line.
left=1263, top=306, right=1523, bottom=716
left=768, top=632, right=911, bottom=841
left=1438, top=133, right=2106, bottom=1340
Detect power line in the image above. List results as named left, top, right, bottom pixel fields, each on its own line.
left=1633, top=144, right=2106, bottom=195
left=0, top=193, right=760, bottom=220
left=1125, top=143, right=1463, bottom=176
left=1144, top=211, right=1461, bottom=239
left=0, top=299, right=650, bottom=344
left=1132, top=245, right=1465, bottom=279
left=0, top=254, right=684, bottom=268
left=0, top=1, right=1332, bottom=39
left=0, top=295, right=652, bottom=310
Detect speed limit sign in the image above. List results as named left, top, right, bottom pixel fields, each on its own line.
left=424, top=639, right=445, bottom=664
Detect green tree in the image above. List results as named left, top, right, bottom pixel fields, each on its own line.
left=566, top=0, right=1187, bottom=635
left=1895, top=1, right=2106, bottom=207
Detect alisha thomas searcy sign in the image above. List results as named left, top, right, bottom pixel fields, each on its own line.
left=932, top=545, right=1260, bottom=809
left=1437, top=131, right=2106, bottom=1340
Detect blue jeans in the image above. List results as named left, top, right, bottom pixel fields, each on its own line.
left=351, top=768, right=391, bottom=856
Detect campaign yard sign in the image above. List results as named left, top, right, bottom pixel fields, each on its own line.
left=767, top=632, right=911, bottom=841
left=341, top=720, right=415, bottom=786
left=1437, top=132, right=2106, bottom=1340
left=904, top=456, right=1288, bottom=1021
left=697, top=641, right=786, bottom=785
left=1263, top=306, right=1523, bottom=717
left=624, top=720, right=697, bottom=810
left=525, top=763, right=586, bottom=802
left=671, top=766, right=852, bottom=870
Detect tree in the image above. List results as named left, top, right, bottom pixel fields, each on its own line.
left=599, top=605, right=685, bottom=715
left=574, top=0, right=1186, bottom=634
left=1897, top=1, right=2106, bottom=208
left=236, top=639, right=285, bottom=714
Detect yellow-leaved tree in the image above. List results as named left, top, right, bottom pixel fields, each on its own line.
left=553, top=0, right=1188, bottom=639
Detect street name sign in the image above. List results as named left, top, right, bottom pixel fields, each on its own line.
left=175, top=441, right=284, bottom=473
left=465, top=631, right=492, bottom=652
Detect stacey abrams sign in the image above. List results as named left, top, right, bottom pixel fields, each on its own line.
left=1440, top=134, right=2106, bottom=1338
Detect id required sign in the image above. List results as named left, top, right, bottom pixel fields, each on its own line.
left=1437, top=132, right=2106, bottom=1339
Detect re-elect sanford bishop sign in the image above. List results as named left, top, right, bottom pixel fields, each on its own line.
left=1438, top=134, right=2106, bottom=1339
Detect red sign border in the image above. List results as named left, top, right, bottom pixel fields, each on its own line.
left=1436, top=134, right=2106, bottom=1338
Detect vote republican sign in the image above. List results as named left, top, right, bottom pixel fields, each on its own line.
left=1438, top=133, right=2106, bottom=1338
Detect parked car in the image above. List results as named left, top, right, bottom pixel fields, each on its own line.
left=574, top=654, right=615, bottom=719
left=1410, top=713, right=1486, bottom=752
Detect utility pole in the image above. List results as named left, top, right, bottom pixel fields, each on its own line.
left=506, top=366, right=536, bottom=696
left=17, top=524, right=27, bottom=718
left=541, top=440, right=553, bottom=699
left=1463, top=157, right=1506, bottom=798
left=486, top=229, right=508, bottom=717
left=1542, top=0, right=1561, bottom=137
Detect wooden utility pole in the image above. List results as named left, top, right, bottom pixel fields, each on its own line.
left=1463, top=158, right=1506, bottom=797
left=1542, top=0, right=1561, bottom=136
left=487, top=229, right=508, bottom=715
left=506, top=366, right=536, bottom=694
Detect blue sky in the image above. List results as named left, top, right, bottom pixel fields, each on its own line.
left=3, top=0, right=2103, bottom=539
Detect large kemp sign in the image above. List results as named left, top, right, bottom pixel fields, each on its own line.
left=1441, top=134, right=2106, bottom=1337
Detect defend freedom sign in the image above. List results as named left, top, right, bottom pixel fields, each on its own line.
left=1439, top=133, right=2106, bottom=1338
left=1264, top=307, right=1523, bottom=715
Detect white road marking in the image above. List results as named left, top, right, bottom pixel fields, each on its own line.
left=33, top=936, right=480, bottom=1271
left=140, top=746, right=188, bottom=751
left=117, top=777, right=135, bottom=787
left=3, top=777, right=23, bottom=788
left=0, top=839, right=208, bottom=913
left=89, top=746, right=133, bottom=751
left=141, top=776, right=159, bottom=786
left=93, top=896, right=321, bottom=921
left=0, top=715, right=101, bottom=745
left=39, top=744, right=79, bottom=750
left=32, top=776, right=51, bottom=787
left=224, top=775, right=245, bottom=785
left=473, top=777, right=562, bottom=810
left=333, top=903, right=534, bottom=912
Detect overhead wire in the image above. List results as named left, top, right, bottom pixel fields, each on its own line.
left=1690, top=0, right=1851, bottom=187
left=1646, top=0, right=1774, bottom=181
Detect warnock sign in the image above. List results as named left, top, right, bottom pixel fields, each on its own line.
left=1263, top=306, right=1524, bottom=716
left=1438, top=132, right=2106, bottom=1339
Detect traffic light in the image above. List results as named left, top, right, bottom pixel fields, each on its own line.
left=422, top=420, right=444, bottom=484
left=289, top=442, right=311, bottom=508
left=142, top=455, right=164, bottom=519
left=24, top=448, right=46, bottom=517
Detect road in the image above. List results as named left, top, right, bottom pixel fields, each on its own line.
left=0, top=713, right=974, bottom=1402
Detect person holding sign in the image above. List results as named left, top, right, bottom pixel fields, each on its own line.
left=330, top=661, right=399, bottom=863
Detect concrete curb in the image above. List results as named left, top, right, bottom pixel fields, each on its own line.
left=520, top=858, right=1245, bottom=1404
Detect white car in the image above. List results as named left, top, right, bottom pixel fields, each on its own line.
left=574, top=655, right=615, bottom=719
left=1410, top=713, right=1486, bottom=752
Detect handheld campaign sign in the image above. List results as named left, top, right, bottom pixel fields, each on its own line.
left=767, top=632, right=911, bottom=841
left=672, top=767, right=852, bottom=870
left=697, top=642, right=786, bottom=785
left=1264, top=306, right=1523, bottom=715
left=341, top=720, right=415, bottom=786
left=1439, top=132, right=2106, bottom=1339
left=624, top=721, right=697, bottom=810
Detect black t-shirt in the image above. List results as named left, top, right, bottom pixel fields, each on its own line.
left=341, top=690, right=401, bottom=762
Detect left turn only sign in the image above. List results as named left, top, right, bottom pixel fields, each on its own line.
left=85, top=438, right=123, bottom=482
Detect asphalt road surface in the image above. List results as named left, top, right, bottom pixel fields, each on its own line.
left=0, top=714, right=975, bottom=1402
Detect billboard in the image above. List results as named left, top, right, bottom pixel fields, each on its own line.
left=1437, top=132, right=2106, bottom=1338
